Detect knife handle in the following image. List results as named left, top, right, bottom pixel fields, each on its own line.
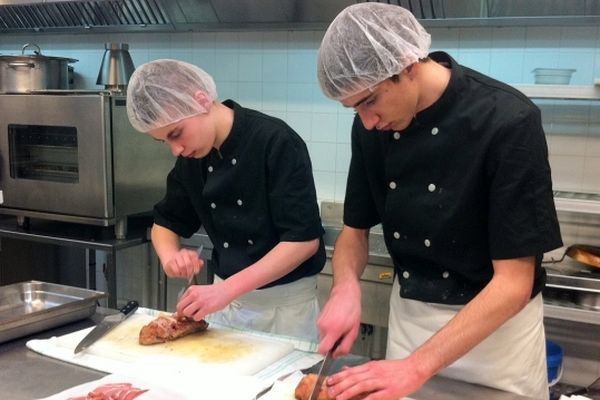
left=119, top=300, right=139, bottom=316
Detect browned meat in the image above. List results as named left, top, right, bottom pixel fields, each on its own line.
left=294, top=373, right=367, bottom=400
left=295, top=373, right=333, bottom=400
left=138, top=314, right=209, bottom=345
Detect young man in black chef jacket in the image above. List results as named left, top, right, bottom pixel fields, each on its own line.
left=127, top=59, right=325, bottom=341
left=314, top=3, right=562, bottom=400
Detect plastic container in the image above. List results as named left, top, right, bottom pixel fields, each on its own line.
left=546, top=340, right=564, bottom=386
left=533, top=68, right=576, bottom=85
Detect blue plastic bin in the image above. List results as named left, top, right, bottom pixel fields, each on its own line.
left=546, top=340, right=563, bottom=386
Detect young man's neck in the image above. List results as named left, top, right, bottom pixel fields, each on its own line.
left=212, top=101, right=235, bottom=150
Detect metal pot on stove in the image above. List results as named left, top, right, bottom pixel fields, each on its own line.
left=0, top=43, right=78, bottom=93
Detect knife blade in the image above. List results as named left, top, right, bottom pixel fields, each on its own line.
left=74, top=300, right=139, bottom=354
left=308, top=337, right=342, bottom=400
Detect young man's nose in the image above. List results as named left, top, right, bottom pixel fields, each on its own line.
left=169, top=142, right=184, bottom=157
left=358, top=109, right=380, bottom=130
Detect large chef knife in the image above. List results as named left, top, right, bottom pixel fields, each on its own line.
left=308, top=337, right=342, bottom=400
left=74, top=300, right=139, bottom=354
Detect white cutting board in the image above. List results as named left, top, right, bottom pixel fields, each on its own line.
left=56, top=313, right=294, bottom=376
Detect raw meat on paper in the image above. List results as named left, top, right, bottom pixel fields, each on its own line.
left=67, top=382, right=148, bottom=400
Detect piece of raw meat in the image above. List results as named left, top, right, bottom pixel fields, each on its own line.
left=138, top=314, right=209, bottom=345
left=67, top=382, right=148, bottom=400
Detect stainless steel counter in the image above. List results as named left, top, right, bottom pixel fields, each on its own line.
left=0, top=312, right=535, bottom=400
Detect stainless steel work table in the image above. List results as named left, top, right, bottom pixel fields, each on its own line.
left=0, top=312, right=534, bottom=400
left=0, top=217, right=150, bottom=308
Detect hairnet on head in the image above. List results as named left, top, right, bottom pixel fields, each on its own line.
left=126, top=59, right=218, bottom=132
left=317, top=3, right=431, bottom=101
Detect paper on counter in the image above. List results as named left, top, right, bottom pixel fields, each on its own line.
left=258, top=370, right=305, bottom=400
left=36, top=373, right=194, bottom=400
left=36, top=372, right=263, bottom=400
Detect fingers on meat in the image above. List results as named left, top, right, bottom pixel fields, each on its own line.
left=294, top=373, right=333, bottom=400
left=294, top=373, right=368, bottom=400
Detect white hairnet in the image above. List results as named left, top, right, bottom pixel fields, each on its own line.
left=317, top=3, right=431, bottom=101
left=126, top=59, right=218, bottom=132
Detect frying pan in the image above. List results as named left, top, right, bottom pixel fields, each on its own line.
left=543, top=244, right=600, bottom=270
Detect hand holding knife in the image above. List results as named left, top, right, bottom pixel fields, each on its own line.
left=308, top=337, right=343, bottom=400
left=176, top=245, right=203, bottom=302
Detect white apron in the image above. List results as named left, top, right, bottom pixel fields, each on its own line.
left=387, top=276, right=548, bottom=400
left=207, top=275, right=320, bottom=341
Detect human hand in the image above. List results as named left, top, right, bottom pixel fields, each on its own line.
left=163, top=247, right=204, bottom=279
left=317, top=279, right=362, bottom=358
left=326, top=358, right=428, bottom=400
left=176, top=282, right=234, bottom=321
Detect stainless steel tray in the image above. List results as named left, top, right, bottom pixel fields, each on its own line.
left=0, top=280, right=106, bottom=344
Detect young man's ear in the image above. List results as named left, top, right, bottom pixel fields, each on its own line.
left=193, top=90, right=213, bottom=112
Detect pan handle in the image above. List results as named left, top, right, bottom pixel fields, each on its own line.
left=541, top=248, right=568, bottom=264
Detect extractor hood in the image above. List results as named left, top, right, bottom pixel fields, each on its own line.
left=0, top=0, right=599, bottom=34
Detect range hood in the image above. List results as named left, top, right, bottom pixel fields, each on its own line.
left=0, top=0, right=599, bottom=34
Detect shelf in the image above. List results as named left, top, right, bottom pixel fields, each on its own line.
left=512, top=84, right=600, bottom=100
left=544, top=303, right=600, bottom=325
left=554, top=191, right=600, bottom=215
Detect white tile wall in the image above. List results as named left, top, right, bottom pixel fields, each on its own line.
left=2, top=24, right=600, bottom=203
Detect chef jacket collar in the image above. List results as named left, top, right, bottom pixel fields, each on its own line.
left=412, top=51, right=464, bottom=126
left=215, top=99, right=245, bottom=157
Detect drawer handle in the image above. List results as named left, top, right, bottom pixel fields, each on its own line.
left=378, top=272, right=393, bottom=280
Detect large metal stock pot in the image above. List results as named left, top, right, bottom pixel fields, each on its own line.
left=0, top=43, right=78, bottom=92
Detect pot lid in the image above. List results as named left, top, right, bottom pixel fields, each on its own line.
left=0, top=43, right=78, bottom=63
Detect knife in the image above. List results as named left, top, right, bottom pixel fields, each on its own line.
left=308, top=337, right=342, bottom=400
left=176, top=245, right=204, bottom=302
left=74, top=300, right=139, bottom=354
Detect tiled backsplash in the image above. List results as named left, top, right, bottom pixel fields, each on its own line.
left=1, top=24, right=599, bottom=203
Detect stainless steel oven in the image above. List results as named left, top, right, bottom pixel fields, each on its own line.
left=0, top=90, right=173, bottom=237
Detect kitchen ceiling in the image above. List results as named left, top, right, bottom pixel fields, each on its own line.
left=0, top=0, right=598, bottom=34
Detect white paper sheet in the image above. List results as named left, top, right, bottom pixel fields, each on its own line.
left=35, top=372, right=263, bottom=400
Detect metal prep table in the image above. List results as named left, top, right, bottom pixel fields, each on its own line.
left=0, top=310, right=535, bottom=400
left=0, top=216, right=150, bottom=308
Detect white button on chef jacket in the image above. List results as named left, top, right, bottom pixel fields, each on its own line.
left=393, top=231, right=400, bottom=239
left=248, top=239, right=254, bottom=245
left=402, top=271, right=410, bottom=279
left=231, top=158, right=237, bottom=165
left=428, top=183, right=436, bottom=192
left=389, top=181, right=397, bottom=189
left=424, top=239, right=431, bottom=247
left=208, top=165, right=214, bottom=172
left=237, top=199, right=243, bottom=206
left=210, top=202, right=216, bottom=209
left=223, top=242, right=229, bottom=248
left=393, top=132, right=401, bottom=140
left=442, top=271, right=450, bottom=279
left=431, top=127, right=439, bottom=135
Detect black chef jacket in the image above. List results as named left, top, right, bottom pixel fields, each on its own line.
left=154, top=100, right=326, bottom=288
left=344, top=52, right=562, bottom=304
